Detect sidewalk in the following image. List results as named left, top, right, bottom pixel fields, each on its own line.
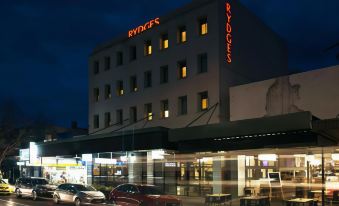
left=178, top=196, right=205, bottom=206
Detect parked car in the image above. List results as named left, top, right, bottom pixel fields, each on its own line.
left=109, top=184, right=182, bottom=206
left=0, top=179, right=11, bottom=195
left=53, top=183, right=106, bottom=206
left=15, top=177, right=57, bottom=200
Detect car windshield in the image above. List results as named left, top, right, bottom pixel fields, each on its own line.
left=32, top=179, right=49, bottom=185
left=0, top=180, right=6, bottom=184
left=139, top=186, right=164, bottom=195
left=72, top=185, right=96, bottom=191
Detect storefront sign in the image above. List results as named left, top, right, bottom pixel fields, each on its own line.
left=17, top=161, right=26, bottom=166
left=128, top=17, right=160, bottom=38
left=165, top=162, right=176, bottom=167
left=29, top=142, right=39, bottom=165
left=94, top=158, right=117, bottom=165
left=151, top=150, right=165, bottom=160
left=20, top=149, right=29, bottom=161
left=82, top=154, right=93, bottom=162
left=226, top=2, right=232, bottom=64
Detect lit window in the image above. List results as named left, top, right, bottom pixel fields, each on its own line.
left=199, top=18, right=208, bottom=35
left=93, top=88, right=99, bottom=102
left=104, top=84, right=111, bottom=99
left=199, top=91, right=208, bottom=111
left=161, top=100, right=169, bottom=118
left=178, top=27, right=187, bottom=43
left=178, top=60, right=187, bottom=79
left=161, top=34, right=169, bottom=50
left=130, top=76, right=138, bottom=92
left=145, top=41, right=152, bottom=56
left=116, top=80, right=124, bottom=96
left=145, top=103, right=153, bottom=121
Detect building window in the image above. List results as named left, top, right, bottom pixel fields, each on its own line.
left=93, top=88, right=99, bottom=102
left=178, top=26, right=187, bottom=43
left=144, top=71, right=152, bottom=88
left=160, top=34, right=169, bottom=50
left=178, top=60, right=187, bottom=79
left=130, top=106, right=137, bottom=123
left=144, top=40, right=152, bottom=56
left=199, top=91, right=208, bottom=111
left=129, top=45, right=137, bottom=61
left=160, top=65, right=168, bottom=84
left=104, top=112, right=111, bottom=127
left=116, top=109, right=123, bottom=125
left=145, top=103, right=153, bottom=121
left=116, top=51, right=123, bottom=66
left=93, top=115, right=99, bottom=129
left=104, top=57, right=110, bottom=70
left=199, top=18, right=208, bottom=35
left=160, top=100, right=169, bottom=118
left=130, top=75, right=138, bottom=92
left=104, top=84, right=111, bottom=99
left=178, top=96, right=187, bottom=115
left=197, top=53, right=208, bottom=73
left=93, top=61, right=99, bottom=74
left=116, top=80, right=124, bottom=96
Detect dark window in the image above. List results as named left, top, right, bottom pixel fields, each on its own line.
left=178, top=26, right=187, bottom=43
left=104, top=57, right=110, bottom=70
left=130, top=107, right=137, bottom=123
left=160, top=99, right=169, bottom=118
left=116, top=80, right=124, bottom=96
left=160, top=33, right=169, bottom=50
left=116, top=185, right=129, bottom=193
left=31, top=178, right=48, bottom=185
left=58, top=184, right=69, bottom=191
left=198, top=91, right=208, bottom=111
left=145, top=103, right=153, bottom=121
left=93, top=88, right=99, bottom=102
left=199, top=17, right=208, bottom=35
left=144, top=71, right=152, bottom=88
left=144, top=41, right=152, bottom=56
left=94, top=115, right=99, bottom=129
left=130, top=76, right=138, bottom=92
left=93, top=61, right=99, bottom=74
left=116, top=109, right=123, bottom=125
left=178, top=96, right=188, bottom=115
left=116, top=51, right=123, bottom=66
left=138, top=186, right=164, bottom=195
left=160, top=65, right=168, bottom=84
left=129, top=46, right=137, bottom=61
left=104, top=112, right=111, bottom=127
left=105, top=84, right=111, bottom=99
left=178, top=60, right=187, bottom=79
left=126, top=185, right=139, bottom=194
left=197, top=53, right=208, bottom=73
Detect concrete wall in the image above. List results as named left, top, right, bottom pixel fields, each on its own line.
left=230, top=65, right=339, bottom=121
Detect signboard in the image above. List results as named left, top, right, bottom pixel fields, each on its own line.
left=128, top=17, right=160, bottom=38
left=94, top=158, right=117, bottom=165
left=20, top=149, right=29, bottom=161
left=225, top=2, right=232, bottom=64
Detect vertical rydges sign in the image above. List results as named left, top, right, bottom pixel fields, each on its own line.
left=128, top=17, right=160, bottom=38
left=226, top=2, right=232, bottom=64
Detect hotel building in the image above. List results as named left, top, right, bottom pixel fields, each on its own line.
left=21, top=0, right=339, bottom=203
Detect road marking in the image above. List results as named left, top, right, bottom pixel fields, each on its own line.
left=0, top=198, right=31, bottom=206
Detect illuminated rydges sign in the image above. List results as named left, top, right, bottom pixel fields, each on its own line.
left=226, top=2, right=232, bottom=63
left=128, top=17, right=160, bottom=38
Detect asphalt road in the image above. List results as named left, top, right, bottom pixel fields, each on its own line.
left=0, top=194, right=115, bottom=206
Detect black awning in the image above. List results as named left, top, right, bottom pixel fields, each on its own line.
left=38, top=127, right=175, bottom=156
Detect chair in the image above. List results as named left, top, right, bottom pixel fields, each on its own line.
left=295, top=187, right=305, bottom=198
left=326, top=191, right=339, bottom=206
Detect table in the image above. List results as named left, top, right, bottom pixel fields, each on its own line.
left=287, top=198, right=314, bottom=206
left=240, top=196, right=270, bottom=206
left=205, top=194, right=232, bottom=206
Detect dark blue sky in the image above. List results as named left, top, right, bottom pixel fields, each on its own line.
left=0, top=0, right=338, bottom=128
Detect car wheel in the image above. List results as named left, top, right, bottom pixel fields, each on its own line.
left=53, top=195, right=59, bottom=204
left=32, top=191, right=38, bottom=200
left=15, top=189, right=22, bottom=198
left=75, top=198, right=81, bottom=206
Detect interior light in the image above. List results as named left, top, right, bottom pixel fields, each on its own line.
left=332, top=153, right=339, bottom=160
left=258, top=154, right=277, bottom=161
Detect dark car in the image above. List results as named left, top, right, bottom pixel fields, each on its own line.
left=15, top=177, right=56, bottom=200
left=53, top=183, right=106, bottom=206
left=109, top=184, right=181, bottom=206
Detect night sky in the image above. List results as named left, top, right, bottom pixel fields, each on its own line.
left=0, top=0, right=338, bottom=128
